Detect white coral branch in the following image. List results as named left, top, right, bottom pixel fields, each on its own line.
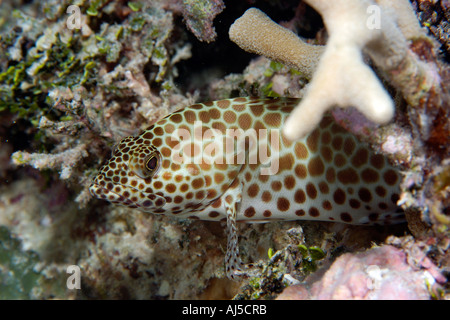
left=229, top=1, right=428, bottom=140
left=284, top=0, right=402, bottom=139
left=285, top=42, right=395, bottom=139
left=229, top=8, right=324, bottom=79
left=12, top=144, right=88, bottom=180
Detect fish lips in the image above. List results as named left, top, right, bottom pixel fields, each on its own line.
left=89, top=182, right=166, bottom=210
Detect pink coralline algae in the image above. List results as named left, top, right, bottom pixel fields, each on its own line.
left=277, top=245, right=445, bottom=300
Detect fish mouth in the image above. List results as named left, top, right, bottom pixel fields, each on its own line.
left=89, top=183, right=133, bottom=205
left=89, top=182, right=166, bottom=209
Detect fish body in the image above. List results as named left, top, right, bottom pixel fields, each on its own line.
left=90, top=97, right=403, bottom=278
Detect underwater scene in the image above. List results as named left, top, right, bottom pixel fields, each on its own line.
left=0, top=0, right=448, bottom=300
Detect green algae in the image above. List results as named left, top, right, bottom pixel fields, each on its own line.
left=0, top=226, right=42, bottom=299
left=0, top=2, right=175, bottom=131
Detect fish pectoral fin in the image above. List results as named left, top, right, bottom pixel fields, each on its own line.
left=222, top=179, right=246, bottom=280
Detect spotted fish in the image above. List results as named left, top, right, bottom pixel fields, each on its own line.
left=90, top=97, right=403, bottom=278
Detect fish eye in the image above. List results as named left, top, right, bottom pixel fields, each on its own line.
left=111, top=143, right=119, bottom=155
left=145, top=154, right=159, bottom=173
left=129, top=149, right=160, bottom=179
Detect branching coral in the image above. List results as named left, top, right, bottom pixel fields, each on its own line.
left=229, top=1, right=446, bottom=144
left=229, top=1, right=450, bottom=241
left=229, top=8, right=323, bottom=79
left=11, top=144, right=88, bottom=180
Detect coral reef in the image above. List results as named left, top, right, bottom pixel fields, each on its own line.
left=0, top=0, right=448, bottom=300
left=227, top=0, right=449, bottom=299
left=230, top=2, right=448, bottom=146
left=0, top=0, right=201, bottom=299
